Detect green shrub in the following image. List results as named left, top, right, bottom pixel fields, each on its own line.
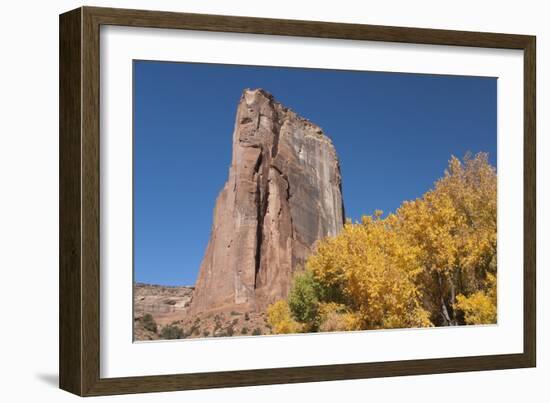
left=252, top=328, right=262, bottom=336
left=244, top=312, right=250, bottom=321
left=241, top=327, right=249, bottom=335
left=214, top=314, right=223, bottom=331
left=288, top=270, right=320, bottom=328
left=141, top=313, right=157, bottom=333
left=160, top=325, right=184, bottom=339
left=190, top=327, right=200, bottom=336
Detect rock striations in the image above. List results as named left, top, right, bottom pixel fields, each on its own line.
left=190, top=89, right=345, bottom=315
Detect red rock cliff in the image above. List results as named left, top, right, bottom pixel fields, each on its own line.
left=190, top=89, right=345, bottom=314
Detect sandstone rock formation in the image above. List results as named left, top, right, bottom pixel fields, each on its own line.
left=190, top=89, right=345, bottom=314
left=133, top=283, right=195, bottom=341
left=134, top=283, right=194, bottom=315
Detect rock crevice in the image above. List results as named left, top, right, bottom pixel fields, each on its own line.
left=190, top=88, right=345, bottom=314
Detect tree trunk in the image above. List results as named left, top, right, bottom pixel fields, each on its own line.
left=437, top=272, right=452, bottom=326
left=440, top=295, right=452, bottom=326
left=449, top=276, right=457, bottom=325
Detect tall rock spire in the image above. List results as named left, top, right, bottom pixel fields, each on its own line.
left=190, top=89, right=345, bottom=314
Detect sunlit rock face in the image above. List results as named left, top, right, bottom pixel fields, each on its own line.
left=190, top=88, right=345, bottom=314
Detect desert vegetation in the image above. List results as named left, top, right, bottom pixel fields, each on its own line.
left=268, top=153, right=497, bottom=333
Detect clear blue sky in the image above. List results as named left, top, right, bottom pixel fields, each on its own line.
left=133, top=60, right=496, bottom=286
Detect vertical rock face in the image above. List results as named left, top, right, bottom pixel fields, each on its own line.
left=190, top=89, right=345, bottom=314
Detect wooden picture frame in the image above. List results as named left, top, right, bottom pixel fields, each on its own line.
left=59, top=6, right=536, bottom=396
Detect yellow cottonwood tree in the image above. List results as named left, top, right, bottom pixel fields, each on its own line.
left=268, top=153, right=497, bottom=333
left=267, top=300, right=302, bottom=334
left=307, top=213, right=432, bottom=330
left=398, top=153, right=497, bottom=325
left=455, top=272, right=497, bottom=324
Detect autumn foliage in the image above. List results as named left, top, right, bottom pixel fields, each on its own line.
left=268, top=153, right=497, bottom=333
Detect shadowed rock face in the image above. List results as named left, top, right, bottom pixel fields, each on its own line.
left=190, top=89, right=345, bottom=314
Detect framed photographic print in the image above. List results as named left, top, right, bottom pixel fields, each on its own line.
left=59, top=6, right=536, bottom=396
